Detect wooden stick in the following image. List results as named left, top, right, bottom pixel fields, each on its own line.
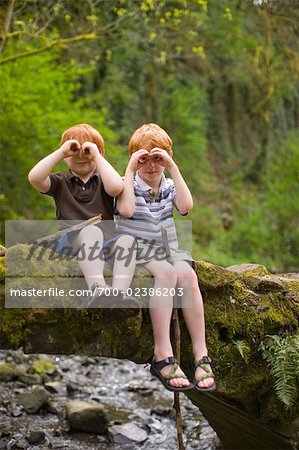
left=173, top=307, right=186, bottom=450
left=32, top=215, right=102, bottom=245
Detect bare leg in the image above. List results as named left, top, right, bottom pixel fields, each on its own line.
left=174, top=261, right=214, bottom=389
left=144, top=260, right=190, bottom=388
left=72, top=225, right=106, bottom=289
left=111, top=235, right=137, bottom=292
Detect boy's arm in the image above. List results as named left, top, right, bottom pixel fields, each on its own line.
left=168, top=164, right=193, bottom=214
left=116, top=149, right=149, bottom=218
left=28, top=140, right=80, bottom=193
left=82, top=143, right=123, bottom=197
left=150, top=148, right=193, bottom=214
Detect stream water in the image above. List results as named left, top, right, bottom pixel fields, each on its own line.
left=0, top=350, right=221, bottom=449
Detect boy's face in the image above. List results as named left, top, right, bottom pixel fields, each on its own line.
left=64, top=149, right=96, bottom=177
left=137, top=151, right=165, bottom=186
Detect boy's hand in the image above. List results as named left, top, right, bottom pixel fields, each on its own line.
left=150, top=147, right=175, bottom=170
left=60, top=140, right=81, bottom=158
left=81, top=142, right=100, bottom=161
left=128, top=149, right=149, bottom=172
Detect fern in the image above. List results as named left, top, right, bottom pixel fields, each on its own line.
left=233, top=340, right=250, bottom=364
left=260, top=335, right=299, bottom=409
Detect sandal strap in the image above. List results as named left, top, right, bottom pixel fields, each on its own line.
left=195, top=372, right=214, bottom=383
left=194, top=356, right=212, bottom=367
left=153, top=357, right=188, bottom=381
left=164, top=368, right=188, bottom=381
left=153, top=356, right=177, bottom=371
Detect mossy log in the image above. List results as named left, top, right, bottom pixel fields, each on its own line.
left=1, top=245, right=299, bottom=450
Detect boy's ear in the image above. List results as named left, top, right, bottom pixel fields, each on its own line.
left=169, top=149, right=173, bottom=157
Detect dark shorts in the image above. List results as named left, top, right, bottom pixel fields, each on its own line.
left=54, top=230, right=122, bottom=265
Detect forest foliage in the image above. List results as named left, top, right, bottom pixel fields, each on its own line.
left=1, top=0, right=298, bottom=271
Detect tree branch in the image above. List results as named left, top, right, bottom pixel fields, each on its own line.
left=0, top=0, right=14, bottom=54
left=0, top=32, right=98, bottom=65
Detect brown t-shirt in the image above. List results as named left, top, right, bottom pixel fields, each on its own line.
left=44, top=170, right=115, bottom=237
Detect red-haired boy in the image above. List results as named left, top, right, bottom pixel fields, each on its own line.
left=116, top=123, right=215, bottom=392
left=28, top=123, right=137, bottom=308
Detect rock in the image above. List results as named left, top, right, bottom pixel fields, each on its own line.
left=108, top=423, right=148, bottom=444
left=277, top=275, right=299, bottom=297
left=245, top=275, right=286, bottom=292
left=46, top=397, right=66, bottom=418
left=150, top=406, right=174, bottom=417
left=26, top=430, right=45, bottom=445
left=17, top=386, right=49, bottom=413
left=6, top=434, right=28, bottom=449
left=44, top=381, right=65, bottom=394
left=0, top=363, right=17, bottom=381
left=7, top=402, right=23, bottom=417
left=18, top=373, right=42, bottom=385
left=66, top=399, right=109, bottom=434
left=227, top=263, right=269, bottom=277
left=196, top=260, right=238, bottom=289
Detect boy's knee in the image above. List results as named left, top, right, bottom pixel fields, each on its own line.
left=177, top=267, right=198, bottom=289
left=79, top=225, right=103, bottom=240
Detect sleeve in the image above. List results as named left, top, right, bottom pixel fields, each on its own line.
left=170, top=180, right=188, bottom=216
left=42, top=172, right=62, bottom=197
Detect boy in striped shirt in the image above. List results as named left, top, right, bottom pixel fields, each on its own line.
left=116, top=123, right=215, bottom=393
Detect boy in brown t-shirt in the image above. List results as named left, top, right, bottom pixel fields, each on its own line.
left=28, top=123, right=137, bottom=308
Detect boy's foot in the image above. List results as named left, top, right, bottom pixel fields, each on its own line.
left=150, top=356, right=192, bottom=392
left=193, top=356, right=216, bottom=393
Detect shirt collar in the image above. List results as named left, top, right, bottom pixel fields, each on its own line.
left=67, top=169, right=98, bottom=182
left=135, top=171, right=167, bottom=192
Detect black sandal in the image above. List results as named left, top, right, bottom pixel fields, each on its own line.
left=193, top=356, right=216, bottom=393
left=150, top=357, right=193, bottom=392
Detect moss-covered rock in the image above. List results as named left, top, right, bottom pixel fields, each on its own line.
left=1, top=244, right=298, bottom=449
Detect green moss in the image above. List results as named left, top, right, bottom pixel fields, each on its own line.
left=32, top=358, right=55, bottom=374
left=0, top=256, right=5, bottom=281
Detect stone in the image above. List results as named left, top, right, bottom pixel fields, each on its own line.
left=44, top=381, right=65, bottom=394
left=66, top=399, right=109, bottom=434
left=108, top=423, right=148, bottom=444
left=26, top=430, right=45, bottom=445
left=17, top=386, right=49, bottom=414
left=0, top=364, right=17, bottom=382
left=227, top=263, right=269, bottom=277
left=196, top=260, right=238, bottom=289
left=245, top=275, right=286, bottom=292
left=18, top=373, right=42, bottom=385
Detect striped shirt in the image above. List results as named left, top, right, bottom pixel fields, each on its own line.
left=115, top=172, right=187, bottom=250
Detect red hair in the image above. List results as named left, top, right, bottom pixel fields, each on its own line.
left=129, top=123, right=173, bottom=156
left=61, top=123, right=105, bottom=155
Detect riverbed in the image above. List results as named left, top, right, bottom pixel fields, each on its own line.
left=0, top=350, right=221, bottom=449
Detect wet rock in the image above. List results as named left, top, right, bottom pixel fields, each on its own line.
left=127, top=385, right=153, bottom=396
left=7, top=402, right=23, bottom=417
left=227, top=263, right=269, bottom=277
left=82, top=357, right=97, bottom=366
left=7, top=433, right=28, bottom=449
left=26, top=430, right=45, bottom=445
left=66, top=381, right=81, bottom=394
left=245, top=275, right=286, bottom=292
left=46, top=397, right=66, bottom=418
left=66, top=399, right=109, bottom=434
left=18, top=373, right=42, bottom=386
left=108, top=422, right=148, bottom=444
left=0, top=364, right=17, bottom=381
left=150, top=406, right=174, bottom=417
left=44, top=381, right=65, bottom=394
left=17, top=386, right=50, bottom=413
